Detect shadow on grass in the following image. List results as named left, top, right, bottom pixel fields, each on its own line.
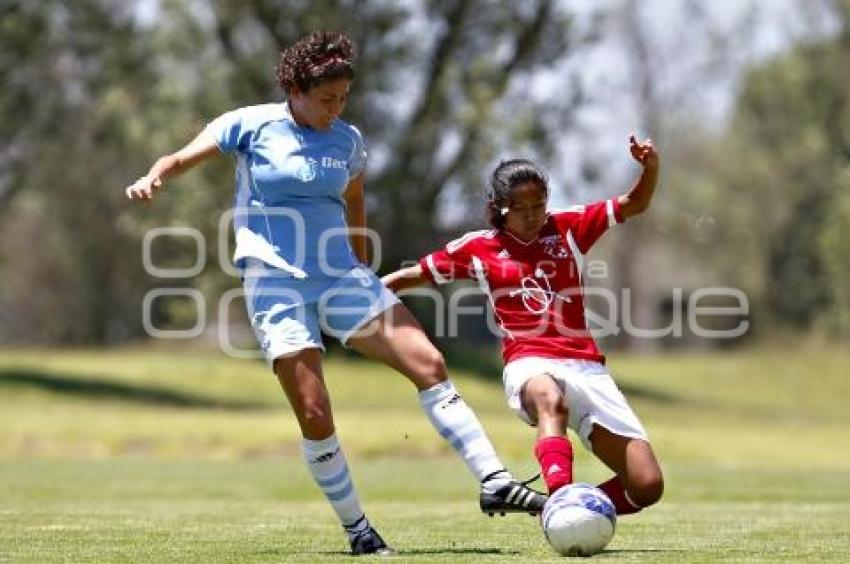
left=0, top=369, right=273, bottom=411
left=318, top=547, right=516, bottom=556
left=600, top=549, right=688, bottom=556
left=398, top=548, right=518, bottom=556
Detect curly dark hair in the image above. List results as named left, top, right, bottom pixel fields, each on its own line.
left=276, top=30, right=356, bottom=93
left=486, top=159, right=549, bottom=230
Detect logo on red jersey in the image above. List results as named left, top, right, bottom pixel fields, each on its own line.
left=539, top=235, right=570, bottom=259
left=509, top=268, right=572, bottom=314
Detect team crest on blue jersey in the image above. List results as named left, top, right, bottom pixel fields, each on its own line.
left=296, top=157, right=318, bottom=182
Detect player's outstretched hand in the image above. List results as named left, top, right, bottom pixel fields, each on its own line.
left=125, top=175, right=163, bottom=202
left=629, top=134, right=659, bottom=169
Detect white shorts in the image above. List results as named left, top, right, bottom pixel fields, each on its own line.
left=502, top=357, right=649, bottom=451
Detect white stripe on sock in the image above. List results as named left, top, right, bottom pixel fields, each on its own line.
left=302, top=434, right=365, bottom=527
left=419, top=380, right=507, bottom=482
left=624, top=489, right=643, bottom=509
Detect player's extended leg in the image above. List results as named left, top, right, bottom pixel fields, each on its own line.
left=273, top=348, right=393, bottom=555
left=520, top=375, right=574, bottom=494
left=346, top=303, right=547, bottom=515
left=589, top=424, right=663, bottom=515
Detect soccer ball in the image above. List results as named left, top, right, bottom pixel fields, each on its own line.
left=541, top=483, right=616, bottom=557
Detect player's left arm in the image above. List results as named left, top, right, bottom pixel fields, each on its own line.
left=618, top=134, right=660, bottom=218
left=343, top=173, right=368, bottom=263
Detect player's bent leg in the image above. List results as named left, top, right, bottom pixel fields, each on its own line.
left=273, top=349, right=393, bottom=554
left=348, top=304, right=546, bottom=516
left=623, top=441, right=663, bottom=508
left=589, top=424, right=664, bottom=514
left=521, top=375, right=569, bottom=437
left=521, top=375, right=574, bottom=494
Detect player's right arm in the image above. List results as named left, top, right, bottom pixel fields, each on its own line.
left=383, top=230, right=483, bottom=292
left=381, top=264, right=429, bottom=292
left=125, top=129, right=220, bottom=202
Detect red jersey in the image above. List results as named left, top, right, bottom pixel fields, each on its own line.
left=419, top=198, right=624, bottom=364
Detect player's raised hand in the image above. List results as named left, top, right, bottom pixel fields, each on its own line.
left=629, top=134, right=659, bottom=169
left=125, top=175, right=163, bottom=202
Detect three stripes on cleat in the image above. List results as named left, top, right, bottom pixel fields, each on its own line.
left=506, top=483, right=538, bottom=508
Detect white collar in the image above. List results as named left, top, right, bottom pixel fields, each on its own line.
left=503, top=229, right=537, bottom=246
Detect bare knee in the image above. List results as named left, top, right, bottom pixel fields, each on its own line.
left=410, top=348, right=448, bottom=389
left=524, top=377, right=567, bottom=425
left=628, top=468, right=664, bottom=507
left=532, top=388, right=566, bottom=419
left=298, top=395, right=334, bottom=437
left=300, top=397, right=330, bottom=426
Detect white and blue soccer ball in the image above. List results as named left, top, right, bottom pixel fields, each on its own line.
left=541, top=483, right=617, bottom=557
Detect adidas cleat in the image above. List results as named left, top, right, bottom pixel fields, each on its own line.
left=349, top=527, right=395, bottom=556
left=480, top=480, right=548, bottom=516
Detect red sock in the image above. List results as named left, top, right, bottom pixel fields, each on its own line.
left=597, top=476, right=642, bottom=515
left=534, top=436, right=573, bottom=494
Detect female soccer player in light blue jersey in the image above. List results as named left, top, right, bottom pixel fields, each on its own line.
left=125, top=31, right=545, bottom=555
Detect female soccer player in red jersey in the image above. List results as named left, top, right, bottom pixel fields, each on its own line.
left=383, top=135, right=663, bottom=516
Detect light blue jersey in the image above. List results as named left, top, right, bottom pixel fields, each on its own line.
left=206, top=102, right=367, bottom=278
left=206, top=102, right=397, bottom=361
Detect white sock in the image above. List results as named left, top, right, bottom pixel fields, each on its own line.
left=301, top=434, right=369, bottom=534
left=418, top=380, right=511, bottom=489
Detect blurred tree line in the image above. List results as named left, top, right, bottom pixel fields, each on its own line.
left=662, top=0, right=850, bottom=339
left=0, top=0, right=847, bottom=347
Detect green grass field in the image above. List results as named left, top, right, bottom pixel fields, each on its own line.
left=1, top=345, right=849, bottom=561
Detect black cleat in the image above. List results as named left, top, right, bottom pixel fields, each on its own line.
left=349, top=527, right=395, bottom=556
left=480, top=479, right=548, bottom=516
